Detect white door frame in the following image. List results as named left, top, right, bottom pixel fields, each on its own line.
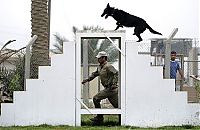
left=75, top=30, right=126, bottom=126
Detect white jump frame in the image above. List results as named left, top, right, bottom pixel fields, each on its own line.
left=75, top=30, right=126, bottom=126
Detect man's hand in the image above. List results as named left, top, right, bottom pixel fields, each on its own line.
left=82, top=79, right=88, bottom=84
left=110, top=84, right=117, bottom=90
left=181, top=77, right=186, bottom=81
left=180, top=74, right=185, bottom=81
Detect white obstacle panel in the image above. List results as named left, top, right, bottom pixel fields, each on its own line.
left=0, top=30, right=199, bottom=127
left=0, top=42, right=76, bottom=126
left=125, top=41, right=200, bottom=127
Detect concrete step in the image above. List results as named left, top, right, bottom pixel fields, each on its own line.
left=181, top=86, right=199, bottom=103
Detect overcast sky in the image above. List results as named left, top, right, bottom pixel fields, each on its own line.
left=0, top=0, right=199, bottom=49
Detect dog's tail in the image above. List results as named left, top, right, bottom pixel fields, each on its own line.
left=146, top=23, right=162, bottom=35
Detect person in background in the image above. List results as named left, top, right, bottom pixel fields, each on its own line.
left=163, top=51, right=184, bottom=91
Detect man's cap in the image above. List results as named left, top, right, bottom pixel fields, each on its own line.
left=96, top=51, right=108, bottom=58
left=171, top=51, right=177, bottom=55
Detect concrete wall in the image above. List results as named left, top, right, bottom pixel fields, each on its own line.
left=0, top=42, right=76, bottom=126
left=0, top=31, right=200, bottom=127
left=126, top=41, right=200, bottom=127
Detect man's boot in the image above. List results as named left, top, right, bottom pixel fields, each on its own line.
left=90, top=115, right=104, bottom=125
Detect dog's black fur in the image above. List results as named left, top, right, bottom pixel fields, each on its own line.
left=101, top=3, right=162, bottom=42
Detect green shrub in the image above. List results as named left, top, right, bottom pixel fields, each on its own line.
left=0, top=54, right=25, bottom=97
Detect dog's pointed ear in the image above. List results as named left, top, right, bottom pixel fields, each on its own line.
left=107, top=3, right=110, bottom=8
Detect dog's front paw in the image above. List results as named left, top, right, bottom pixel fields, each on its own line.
left=136, top=39, right=142, bottom=42
left=114, top=27, right=119, bottom=30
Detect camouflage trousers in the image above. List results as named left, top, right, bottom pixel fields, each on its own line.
left=93, top=87, right=118, bottom=108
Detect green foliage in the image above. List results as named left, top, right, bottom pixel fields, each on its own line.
left=0, top=54, right=25, bottom=97
left=51, top=33, right=69, bottom=54
left=9, top=73, right=21, bottom=92
left=194, top=81, right=200, bottom=102
left=0, top=40, right=25, bottom=98
left=81, top=114, right=120, bottom=126
left=195, top=82, right=200, bottom=93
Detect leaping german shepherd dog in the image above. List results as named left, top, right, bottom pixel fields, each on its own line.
left=101, top=3, right=162, bottom=42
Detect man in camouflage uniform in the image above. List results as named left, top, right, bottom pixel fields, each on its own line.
left=82, top=51, right=118, bottom=125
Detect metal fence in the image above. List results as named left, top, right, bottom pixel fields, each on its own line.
left=138, top=38, right=199, bottom=89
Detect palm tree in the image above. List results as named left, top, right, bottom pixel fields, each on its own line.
left=31, top=0, right=49, bottom=78
left=51, top=33, right=69, bottom=54
left=0, top=40, right=25, bottom=64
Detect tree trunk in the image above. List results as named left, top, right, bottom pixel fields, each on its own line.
left=31, top=0, right=49, bottom=78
